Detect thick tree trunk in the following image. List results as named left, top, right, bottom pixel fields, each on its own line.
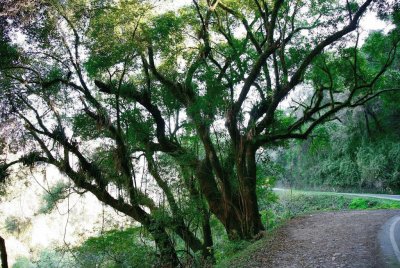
left=201, top=178, right=264, bottom=240
left=220, top=186, right=264, bottom=239
left=226, top=144, right=264, bottom=239
left=238, top=180, right=264, bottom=238
left=240, top=146, right=265, bottom=237
left=193, top=126, right=264, bottom=240
left=0, top=236, right=8, bottom=268
left=215, top=193, right=263, bottom=240
left=202, top=144, right=264, bottom=240
left=147, top=221, right=180, bottom=268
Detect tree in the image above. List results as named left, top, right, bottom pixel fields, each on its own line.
left=0, top=235, right=8, bottom=268
left=0, top=0, right=399, bottom=266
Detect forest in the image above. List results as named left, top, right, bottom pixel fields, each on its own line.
left=0, top=0, right=399, bottom=267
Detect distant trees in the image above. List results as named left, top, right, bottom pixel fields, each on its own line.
left=0, top=0, right=399, bottom=265
left=278, top=89, right=400, bottom=192
left=277, top=27, right=400, bottom=192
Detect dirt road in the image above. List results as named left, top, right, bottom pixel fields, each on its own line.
left=233, top=210, right=400, bottom=268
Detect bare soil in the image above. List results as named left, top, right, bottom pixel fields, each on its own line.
left=234, top=210, right=400, bottom=268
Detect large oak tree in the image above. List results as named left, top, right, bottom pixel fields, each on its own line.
left=0, top=0, right=399, bottom=266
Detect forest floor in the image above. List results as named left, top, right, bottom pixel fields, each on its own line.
left=228, top=210, right=400, bottom=268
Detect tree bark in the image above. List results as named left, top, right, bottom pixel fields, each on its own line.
left=147, top=221, right=180, bottom=268
left=202, top=212, right=214, bottom=262
left=0, top=236, right=8, bottom=268
left=201, top=143, right=264, bottom=240
left=241, top=145, right=265, bottom=236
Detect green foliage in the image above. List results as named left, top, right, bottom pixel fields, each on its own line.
left=12, top=256, right=34, bottom=268
left=308, top=126, right=331, bottom=154
left=85, top=0, right=149, bottom=76
left=271, top=110, right=297, bottom=133
left=0, top=36, right=19, bottom=67
left=39, top=181, right=69, bottom=214
left=72, top=113, right=103, bottom=140
left=34, top=250, right=74, bottom=268
left=1, top=0, right=399, bottom=266
left=146, top=11, right=185, bottom=54
left=41, top=68, right=64, bottom=94
left=214, top=236, right=269, bottom=268
left=12, top=250, right=74, bottom=268
left=278, top=91, right=400, bottom=192
left=5, top=216, right=21, bottom=234
left=349, top=198, right=370, bottom=209
left=21, top=152, right=43, bottom=167
left=270, top=192, right=400, bottom=229
left=5, top=216, right=30, bottom=234
left=393, top=3, right=400, bottom=25
left=214, top=240, right=251, bottom=263
left=256, top=175, right=278, bottom=210
left=73, top=227, right=156, bottom=268
left=122, top=108, right=154, bottom=144
left=276, top=194, right=351, bottom=216
left=260, top=209, right=278, bottom=230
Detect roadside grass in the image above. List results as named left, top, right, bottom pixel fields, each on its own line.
left=215, top=231, right=276, bottom=268
left=216, top=191, right=400, bottom=267
left=273, top=190, right=400, bottom=215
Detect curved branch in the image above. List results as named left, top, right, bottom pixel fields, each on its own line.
left=255, top=0, right=374, bottom=134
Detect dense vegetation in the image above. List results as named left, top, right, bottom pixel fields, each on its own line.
left=10, top=191, right=400, bottom=268
left=278, top=92, right=400, bottom=192
left=0, top=0, right=399, bottom=267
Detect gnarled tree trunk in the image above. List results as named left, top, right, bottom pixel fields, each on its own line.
left=196, top=141, right=264, bottom=240
left=224, top=145, right=264, bottom=239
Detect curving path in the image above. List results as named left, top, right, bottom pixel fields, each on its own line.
left=231, top=210, right=400, bottom=268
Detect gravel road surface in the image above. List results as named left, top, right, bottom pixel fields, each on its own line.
left=234, top=210, right=400, bottom=268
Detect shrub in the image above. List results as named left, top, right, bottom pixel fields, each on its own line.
left=73, top=227, right=156, bottom=268
left=349, top=198, right=369, bottom=209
